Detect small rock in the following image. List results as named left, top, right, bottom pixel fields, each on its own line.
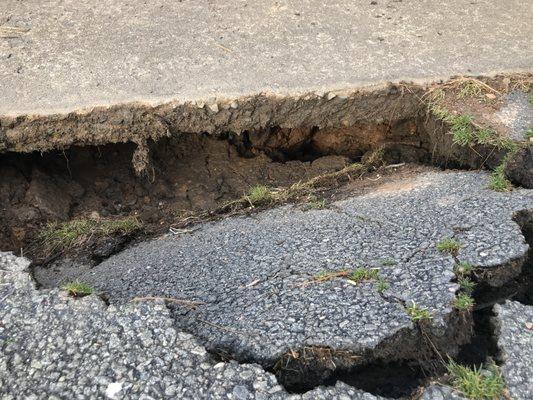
left=105, top=382, right=123, bottom=399
left=232, top=385, right=250, bottom=400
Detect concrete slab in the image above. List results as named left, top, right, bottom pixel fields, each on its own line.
left=1, top=0, right=532, bottom=116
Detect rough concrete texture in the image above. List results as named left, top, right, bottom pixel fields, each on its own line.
left=494, top=301, right=533, bottom=399
left=1, top=0, right=532, bottom=117
left=82, top=171, right=532, bottom=365
left=0, top=252, right=385, bottom=400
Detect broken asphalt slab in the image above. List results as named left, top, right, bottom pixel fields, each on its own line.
left=1, top=0, right=532, bottom=116
left=79, top=170, right=532, bottom=392
left=2, top=170, right=532, bottom=398
left=494, top=301, right=533, bottom=399
left=0, top=252, right=389, bottom=399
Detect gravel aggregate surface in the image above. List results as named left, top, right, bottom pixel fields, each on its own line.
left=494, top=301, right=533, bottom=399
left=0, top=252, right=384, bottom=399
left=1, top=170, right=532, bottom=398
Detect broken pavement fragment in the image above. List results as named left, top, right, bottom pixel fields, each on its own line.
left=494, top=301, right=533, bottom=400
left=0, top=252, right=384, bottom=399
left=80, top=170, right=532, bottom=387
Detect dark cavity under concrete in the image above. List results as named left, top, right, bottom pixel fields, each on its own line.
left=2, top=106, right=531, bottom=260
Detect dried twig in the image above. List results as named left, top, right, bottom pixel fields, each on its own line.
left=0, top=26, right=29, bottom=38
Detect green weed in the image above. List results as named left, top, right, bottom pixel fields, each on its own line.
left=37, top=216, right=141, bottom=255
left=453, top=293, right=475, bottom=310
left=458, top=277, right=476, bottom=294
left=406, top=301, right=432, bottom=322
left=302, top=195, right=327, bottom=211
left=62, top=281, right=93, bottom=297
left=247, top=185, right=274, bottom=206
left=488, top=164, right=512, bottom=192
left=436, top=238, right=462, bottom=254
left=349, top=267, right=380, bottom=283
left=454, top=262, right=474, bottom=276
left=376, top=279, right=390, bottom=293
left=446, top=360, right=505, bottom=400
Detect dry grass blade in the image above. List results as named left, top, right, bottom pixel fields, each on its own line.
left=171, top=151, right=384, bottom=231
left=0, top=26, right=30, bottom=38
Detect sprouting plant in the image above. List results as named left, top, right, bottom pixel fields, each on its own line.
left=458, top=277, right=476, bottom=294
left=62, top=281, right=93, bottom=298
left=453, top=294, right=475, bottom=310
left=488, top=164, right=512, bottom=192
left=436, top=238, right=462, bottom=254
left=349, top=267, right=380, bottom=283
left=37, top=216, right=142, bottom=255
left=247, top=185, right=274, bottom=206
left=376, top=279, right=390, bottom=293
left=450, top=115, right=476, bottom=146
left=302, top=195, right=327, bottom=211
left=454, top=262, right=474, bottom=276
left=406, top=301, right=432, bottom=322
left=446, top=360, right=505, bottom=400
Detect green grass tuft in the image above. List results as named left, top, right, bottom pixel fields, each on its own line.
left=458, top=277, right=476, bottom=294
left=247, top=185, right=274, bottom=206
left=488, top=164, right=512, bottom=192
left=62, top=281, right=93, bottom=297
left=453, top=293, right=475, bottom=310
left=436, top=238, right=462, bottom=254
left=37, top=216, right=141, bottom=255
left=349, top=267, right=380, bottom=283
left=302, top=195, right=327, bottom=211
left=406, top=301, right=432, bottom=322
left=376, top=279, right=390, bottom=293
left=446, top=360, right=505, bottom=400
left=432, top=105, right=520, bottom=151
left=450, top=115, right=476, bottom=146
left=454, top=262, right=474, bottom=276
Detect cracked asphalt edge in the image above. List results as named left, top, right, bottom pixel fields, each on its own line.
left=0, top=252, right=386, bottom=400
left=494, top=301, right=533, bottom=399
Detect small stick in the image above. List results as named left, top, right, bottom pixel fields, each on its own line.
left=214, top=43, right=233, bottom=53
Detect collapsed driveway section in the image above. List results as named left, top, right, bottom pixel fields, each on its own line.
left=81, top=171, right=532, bottom=389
